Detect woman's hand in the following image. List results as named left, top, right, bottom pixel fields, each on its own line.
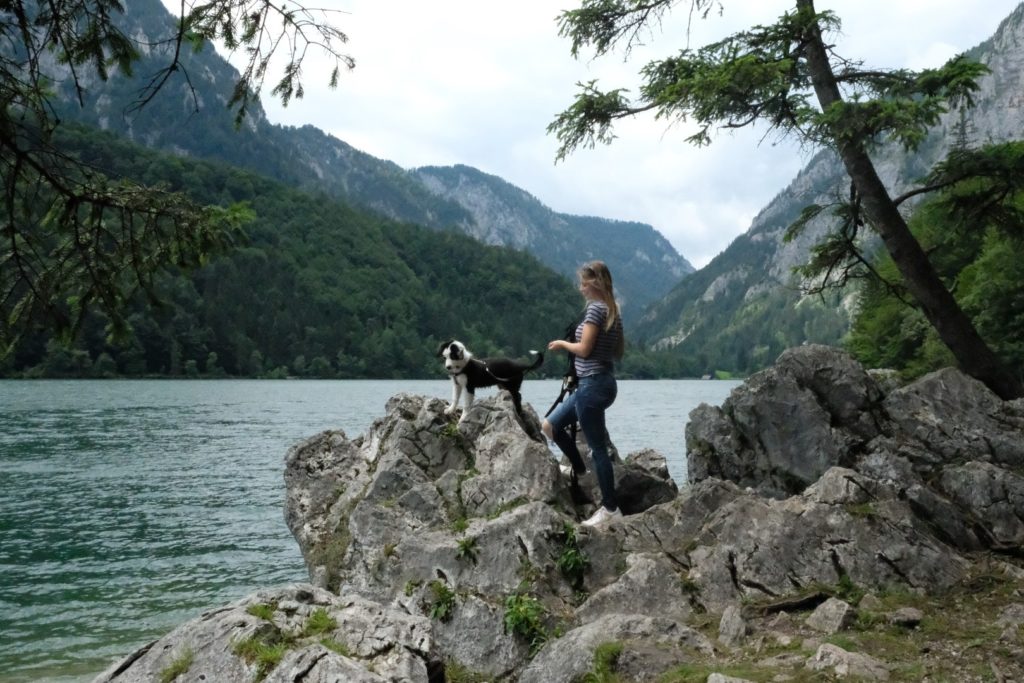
left=547, top=339, right=567, bottom=352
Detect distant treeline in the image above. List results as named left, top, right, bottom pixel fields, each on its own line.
left=3, top=127, right=585, bottom=379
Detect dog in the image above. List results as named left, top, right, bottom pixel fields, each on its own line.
left=437, top=340, right=543, bottom=421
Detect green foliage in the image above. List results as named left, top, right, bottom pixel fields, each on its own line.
left=456, top=537, right=479, bottom=565
left=556, top=522, right=590, bottom=591
left=552, top=2, right=987, bottom=159
left=159, top=648, right=194, bottom=683
left=232, top=636, right=288, bottom=681
left=848, top=147, right=1024, bottom=382
left=2, top=128, right=580, bottom=378
left=444, top=659, right=493, bottom=683
left=246, top=603, right=277, bottom=621
left=0, top=0, right=351, bottom=352
left=487, top=497, right=531, bottom=521
left=833, top=573, right=866, bottom=606
left=427, top=581, right=457, bottom=622
left=302, top=608, right=337, bottom=637
left=319, top=638, right=352, bottom=657
left=503, top=593, right=549, bottom=654
left=573, top=641, right=624, bottom=683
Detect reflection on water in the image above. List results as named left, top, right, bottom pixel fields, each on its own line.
left=0, top=378, right=738, bottom=681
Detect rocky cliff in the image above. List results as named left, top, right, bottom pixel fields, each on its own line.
left=95, top=347, right=1024, bottom=682
left=636, top=4, right=1024, bottom=370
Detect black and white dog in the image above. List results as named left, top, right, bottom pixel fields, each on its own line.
left=437, top=340, right=543, bottom=421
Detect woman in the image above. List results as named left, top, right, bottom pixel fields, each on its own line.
left=543, top=260, right=625, bottom=527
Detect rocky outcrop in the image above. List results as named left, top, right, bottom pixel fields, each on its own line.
left=686, top=346, right=1024, bottom=570
left=91, top=584, right=439, bottom=683
left=98, top=346, right=1024, bottom=682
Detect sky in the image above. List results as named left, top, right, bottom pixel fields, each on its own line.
left=164, top=1, right=1022, bottom=268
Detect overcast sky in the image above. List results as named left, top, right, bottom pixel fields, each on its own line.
left=166, top=1, right=1021, bottom=268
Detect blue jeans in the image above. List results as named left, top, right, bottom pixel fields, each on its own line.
left=547, top=372, right=618, bottom=510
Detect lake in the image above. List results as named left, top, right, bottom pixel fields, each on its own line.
left=0, top=378, right=739, bottom=682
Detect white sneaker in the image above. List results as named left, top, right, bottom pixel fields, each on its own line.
left=559, top=464, right=574, bottom=477
left=581, top=506, right=623, bottom=528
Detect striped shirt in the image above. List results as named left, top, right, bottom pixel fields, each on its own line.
left=574, top=301, right=623, bottom=378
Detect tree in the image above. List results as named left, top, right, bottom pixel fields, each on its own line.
left=550, top=0, right=1023, bottom=399
left=1, top=0, right=354, bottom=356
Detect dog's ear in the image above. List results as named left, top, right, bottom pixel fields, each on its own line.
left=436, top=340, right=452, bottom=357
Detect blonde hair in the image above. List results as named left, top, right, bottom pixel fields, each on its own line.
left=579, top=260, right=620, bottom=332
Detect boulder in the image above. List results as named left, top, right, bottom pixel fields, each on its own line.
left=92, top=584, right=437, bottom=683
left=806, top=643, right=890, bottom=680
left=805, top=597, right=856, bottom=634
left=687, top=345, right=883, bottom=497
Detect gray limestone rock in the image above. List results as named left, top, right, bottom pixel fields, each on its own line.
left=806, top=643, right=890, bottom=680
left=805, top=597, right=856, bottom=634
left=518, top=614, right=713, bottom=683
left=91, top=584, right=435, bottom=683
left=718, top=604, right=747, bottom=647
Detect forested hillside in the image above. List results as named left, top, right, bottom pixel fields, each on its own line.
left=1, top=127, right=581, bottom=379
left=41, top=0, right=691, bottom=316
left=847, top=150, right=1024, bottom=382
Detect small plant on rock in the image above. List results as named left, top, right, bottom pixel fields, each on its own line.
left=456, top=536, right=479, bottom=564
left=159, top=647, right=194, bottom=683
left=302, top=607, right=337, bottom=637
left=233, top=635, right=288, bottom=682
left=574, top=641, right=624, bottom=683
left=428, top=580, right=457, bottom=622
left=504, top=593, right=548, bottom=655
left=556, top=522, right=590, bottom=590
left=445, top=658, right=492, bottom=683
left=320, top=638, right=353, bottom=657
left=246, top=602, right=277, bottom=621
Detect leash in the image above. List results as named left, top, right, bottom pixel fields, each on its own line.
left=544, top=373, right=576, bottom=417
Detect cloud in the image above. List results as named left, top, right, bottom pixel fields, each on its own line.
left=163, top=0, right=1020, bottom=269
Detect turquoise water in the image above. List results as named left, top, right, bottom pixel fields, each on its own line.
left=0, top=378, right=738, bottom=682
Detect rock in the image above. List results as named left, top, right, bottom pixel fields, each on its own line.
left=996, top=603, right=1024, bottom=629
left=685, top=472, right=967, bottom=612
left=858, top=593, right=884, bottom=611
left=708, top=674, right=756, bottom=683
left=576, top=553, right=696, bottom=623
left=718, top=604, right=747, bottom=647
left=806, top=643, right=890, bottom=680
left=805, top=597, right=856, bottom=634
left=938, top=461, right=1024, bottom=548
left=92, top=584, right=436, bottom=683
left=889, top=607, right=923, bottom=628
left=883, top=369, right=1024, bottom=470
left=518, top=614, right=713, bottom=683
left=687, top=345, right=884, bottom=498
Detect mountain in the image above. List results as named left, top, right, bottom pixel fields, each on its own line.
left=413, top=165, right=693, bottom=318
left=48, top=0, right=691, bottom=318
left=634, top=3, right=1024, bottom=373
